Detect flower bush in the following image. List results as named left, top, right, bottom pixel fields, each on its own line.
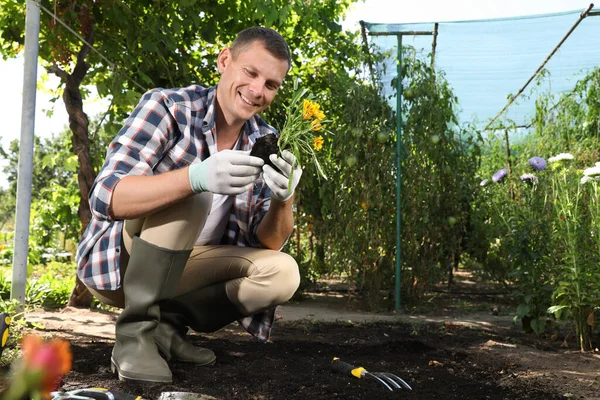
left=476, top=140, right=600, bottom=348
left=2, top=335, right=72, bottom=400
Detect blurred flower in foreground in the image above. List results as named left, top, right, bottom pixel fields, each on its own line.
left=2, top=335, right=72, bottom=400
left=492, top=169, right=508, bottom=183
left=520, top=173, right=538, bottom=186
left=480, top=178, right=489, bottom=187
left=548, top=153, right=574, bottom=163
left=528, top=156, right=547, bottom=171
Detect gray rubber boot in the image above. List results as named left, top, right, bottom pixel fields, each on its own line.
left=159, top=281, right=246, bottom=334
left=111, top=236, right=191, bottom=383
left=154, top=317, right=216, bottom=365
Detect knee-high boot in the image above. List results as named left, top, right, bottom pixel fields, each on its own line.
left=154, top=314, right=217, bottom=365
left=111, top=236, right=191, bottom=383
left=159, top=281, right=246, bottom=334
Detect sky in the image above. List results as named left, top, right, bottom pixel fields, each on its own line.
left=0, top=0, right=591, bottom=188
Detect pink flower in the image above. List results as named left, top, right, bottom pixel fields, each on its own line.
left=5, top=335, right=73, bottom=399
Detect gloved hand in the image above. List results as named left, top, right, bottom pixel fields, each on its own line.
left=188, top=150, right=264, bottom=195
left=263, top=150, right=302, bottom=202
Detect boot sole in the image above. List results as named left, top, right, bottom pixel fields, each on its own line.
left=111, top=357, right=173, bottom=383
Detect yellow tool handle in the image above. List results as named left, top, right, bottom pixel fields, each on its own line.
left=332, top=357, right=366, bottom=379
left=0, top=312, right=10, bottom=356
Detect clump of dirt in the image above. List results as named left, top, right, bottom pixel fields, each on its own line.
left=250, top=134, right=280, bottom=171
left=55, top=321, right=563, bottom=400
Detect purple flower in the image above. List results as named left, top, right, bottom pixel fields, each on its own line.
left=528, top=156, right=546, bottom=171
left=492, top=169, right=508, bottom=183
left=520, top=173, right=538, bottom=185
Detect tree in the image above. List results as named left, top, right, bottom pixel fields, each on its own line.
left=0, top=0, right=360, bottom=306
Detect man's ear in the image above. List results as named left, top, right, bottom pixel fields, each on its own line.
left=217, top=48, right=232, bottom=73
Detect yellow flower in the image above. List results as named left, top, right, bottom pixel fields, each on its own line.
left=312, top=103, right=325, bottom=120
left=303, top=99, right=315, bottom=120
left=311, top=119, right=323, bottom=131
left=313, top=135, right=324, bottom=151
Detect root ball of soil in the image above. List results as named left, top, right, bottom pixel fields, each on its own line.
left=251, top=134, right=280, bottom=171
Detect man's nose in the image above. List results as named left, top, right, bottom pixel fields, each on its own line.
left=248, top=78, right=265, bottom=99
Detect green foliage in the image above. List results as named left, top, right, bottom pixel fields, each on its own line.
left=0, top=301, right=30, bottom=365
left=0, top=245, right=13, bottom=267
left=0, top=187, right=15, bottom=231
left=0, top=0, right=358, bottom=139
left=397, top=48, right=481, bottom=301
left=476, top=68, right=600, bottom=349
left=0, top=124, right=112, bottom=265
left=319, top=75, right=396, bottom=308
left=298, top=45, right=482, bottom=308
left=549, top=169, right=600, bottom=351
left=0, top=262, right=74, bottom=310
left=29, top=262, right=75, bottom=309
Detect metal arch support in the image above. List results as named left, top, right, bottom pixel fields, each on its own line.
left=365, top=28, right=435, bottom=311
left=483, top=3, right=597, bottom=132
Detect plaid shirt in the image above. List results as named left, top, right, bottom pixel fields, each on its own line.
left=76, top=84, right=280, bottom=342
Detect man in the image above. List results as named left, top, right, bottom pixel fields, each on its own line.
left=76, top=27, right=301, bottom=384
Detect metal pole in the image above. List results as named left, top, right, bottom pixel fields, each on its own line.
left=395, top=34, right=403, bottom=311
left=366, top=28, right=433, bottom=311
left=12, top=0, right=40, bottom=309
left=431, top=23, right=439, bottom=68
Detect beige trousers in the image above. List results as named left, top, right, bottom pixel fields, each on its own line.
left=89, top=193, right=300, bottom=316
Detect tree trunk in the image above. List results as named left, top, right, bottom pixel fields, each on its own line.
left=49, top=30, right=96, bottom=308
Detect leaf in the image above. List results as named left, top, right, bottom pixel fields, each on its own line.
left=314, top=157, right=327, bottom=180
left=547, top=305, right=567, bottom=315
left=141, top=41, right=158, bottom=53
left=64, top=155, right=78, bottom=173
left=530, top=318, right=545, bottom=335
left=287, top=164, right=294, bottom=194
left=587, top=311, right=595, bottom=327
left=516, top=303, right=530, bottom=318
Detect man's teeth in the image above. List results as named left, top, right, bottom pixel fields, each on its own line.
left=240, top=93, right=256, bottom=106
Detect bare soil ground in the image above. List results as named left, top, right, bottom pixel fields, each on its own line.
left=3, top=272, right=600, bottom=399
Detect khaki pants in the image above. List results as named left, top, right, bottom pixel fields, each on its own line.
left=89, top=193, right=300, bottom=316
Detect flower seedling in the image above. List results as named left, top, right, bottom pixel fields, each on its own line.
left=251, top=80, right=329, bottom=192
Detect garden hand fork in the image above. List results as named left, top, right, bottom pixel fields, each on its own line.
left=331, top=357, right=412, bottom=391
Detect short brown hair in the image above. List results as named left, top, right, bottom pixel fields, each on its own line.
left=230, top=27, right=291, bottom=71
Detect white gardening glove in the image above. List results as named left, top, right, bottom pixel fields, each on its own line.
left=188, top=150, right=264, bottom=195
left=263, top=150, right=302, bottom=202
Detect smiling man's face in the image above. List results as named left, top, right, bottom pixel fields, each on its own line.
left=216, top=40, right=289, bottom=126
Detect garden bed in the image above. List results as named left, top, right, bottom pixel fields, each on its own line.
left=57, top=319, right=576, bottom=400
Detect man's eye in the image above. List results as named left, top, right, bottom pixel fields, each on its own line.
left=245, top=69, right=256, bottom=77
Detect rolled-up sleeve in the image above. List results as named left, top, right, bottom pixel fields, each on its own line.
left=89, top=89, right=178, bottom=221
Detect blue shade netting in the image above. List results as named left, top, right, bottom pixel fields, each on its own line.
left=364, top=7, right=600, bottom=129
